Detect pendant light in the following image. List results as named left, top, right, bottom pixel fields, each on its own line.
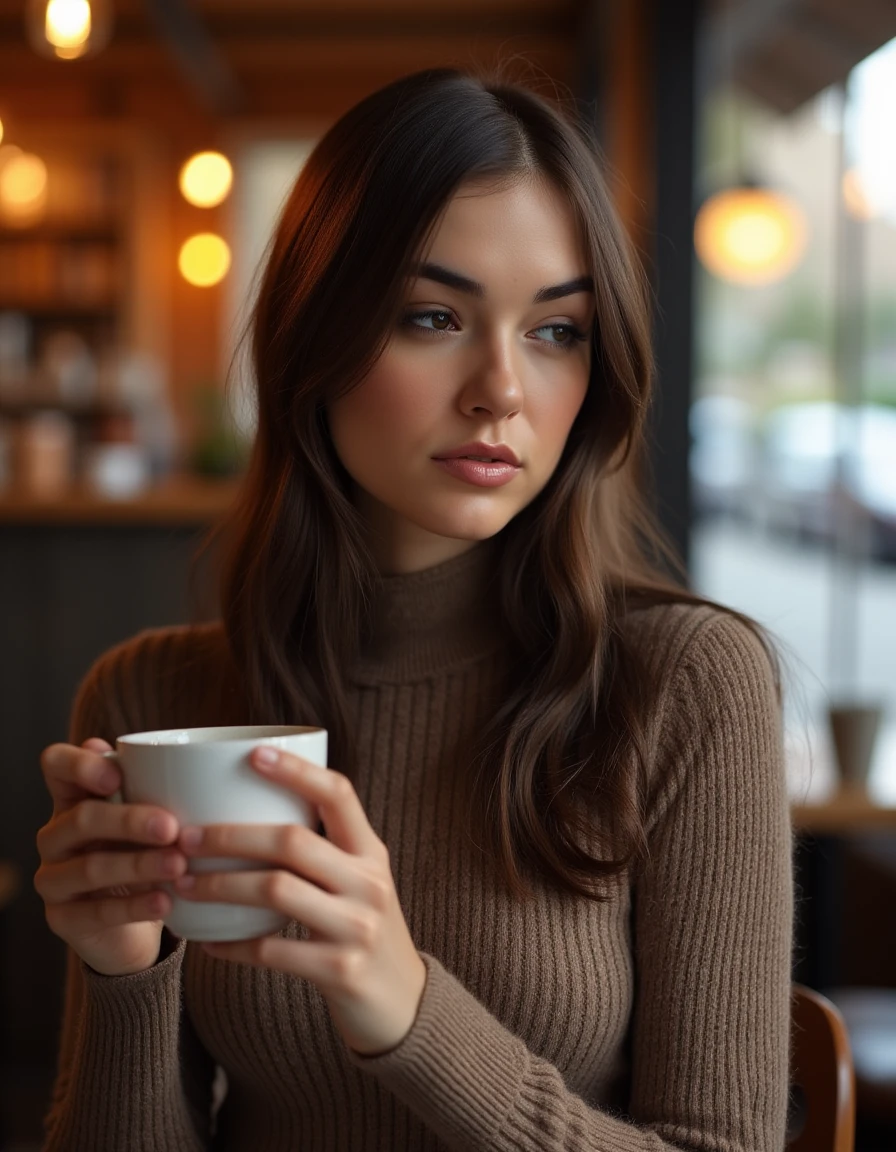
left=25, top=0, right=112, bottom=61
left=695, top=26, right=809, bottom=287
left=695, top=179, right=808, bottom=287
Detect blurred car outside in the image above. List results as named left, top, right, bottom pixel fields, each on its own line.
left=755, top=401, right=896, bottom=562
left=689, top=396, right=896, bottom=563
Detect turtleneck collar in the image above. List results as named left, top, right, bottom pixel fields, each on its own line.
left=349, top=534, right=506, bottom=685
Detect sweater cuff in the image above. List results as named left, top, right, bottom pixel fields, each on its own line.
left=81, top=933, right=187, bottom=999
left=345, top=951, right=528, bottom=1148
left=47, top=940, right=195, bottom=1151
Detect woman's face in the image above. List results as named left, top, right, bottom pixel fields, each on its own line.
left=326, top=176, right=594, bottom=574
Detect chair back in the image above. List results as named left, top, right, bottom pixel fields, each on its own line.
left=786, top=983, right=856, bottom=1152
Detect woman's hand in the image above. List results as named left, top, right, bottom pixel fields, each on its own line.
left=173, top=746, right=427, bottom=1057
left=35, top=738, right=188, bottom=976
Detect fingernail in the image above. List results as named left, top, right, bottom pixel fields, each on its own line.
left=147, top=816, right=172, bottom=841
left=254, top=746, right=278, bottom=766
left=180, top=826, right=203, bottom=849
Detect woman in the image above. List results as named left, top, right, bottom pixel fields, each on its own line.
left=36, top=66, right=794, bottom=1151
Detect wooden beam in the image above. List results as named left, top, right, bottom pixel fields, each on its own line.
left=141, top=0, right=245, bottom=115
left=193, top=0, right=566, bottom=12
left=700, top=0, right=896, bottom=111
left=0, top=35, right=576, bottom=129
left=0, top=31, right=574, bottom=79
left=698, top=0, right=799, bottom=99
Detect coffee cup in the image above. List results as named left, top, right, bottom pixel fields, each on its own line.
left=102, top=725, right=327, bottom=941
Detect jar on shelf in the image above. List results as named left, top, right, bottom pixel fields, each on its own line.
left=13, top=410, right=75, bottom=494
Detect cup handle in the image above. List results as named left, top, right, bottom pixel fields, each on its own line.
left=101, top=749, right=124, bottom=805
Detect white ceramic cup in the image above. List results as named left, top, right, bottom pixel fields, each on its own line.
left=102, top=725, right=328, bottom=942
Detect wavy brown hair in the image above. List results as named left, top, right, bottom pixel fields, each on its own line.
left=203, top=65, right=786, bottom=904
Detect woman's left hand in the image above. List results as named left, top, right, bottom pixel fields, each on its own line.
left=173, top=746, right=427, bottom=1058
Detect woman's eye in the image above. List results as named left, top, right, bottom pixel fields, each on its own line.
left=400, top=310, right=588, bottom=351
left=402, top=310, right=455, bottom=333
left=533, top=323, right=587, bottom=348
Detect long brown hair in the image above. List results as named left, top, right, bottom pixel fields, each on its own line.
left=204, top=65, right=787, bottom=904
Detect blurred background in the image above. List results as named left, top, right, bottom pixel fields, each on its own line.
left=0, top=0, right=895, bottom=1148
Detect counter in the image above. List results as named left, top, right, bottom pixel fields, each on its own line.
left=0, top=474, right=241, bottom=525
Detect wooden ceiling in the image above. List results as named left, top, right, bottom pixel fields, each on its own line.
left=703, top=0, right=896, bottom=113
left=2, top=0, right=895, bottom=131
left=0, top=0, right=588, bottom=128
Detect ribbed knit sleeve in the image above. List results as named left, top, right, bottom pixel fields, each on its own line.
left=344, top=612, right=795, bottom=1152
left=42, top=637, right=218, bottom=1152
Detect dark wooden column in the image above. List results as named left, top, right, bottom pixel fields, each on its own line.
left=646, top=0, right=701, bottom=576
left=578, top=0, right=699, bottom=578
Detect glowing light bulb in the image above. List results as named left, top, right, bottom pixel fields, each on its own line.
left=25, top=0, right=111, bottom=61
left=179, top=151, right=233, bottom=208
left=694, top=187, right=808, bottom=287
left=45, top=0, right=91, bottom=59
left=178, top=233, right=231, bottom=287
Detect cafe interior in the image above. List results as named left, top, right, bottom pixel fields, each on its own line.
left=0, top=0, right=895, bottom=1148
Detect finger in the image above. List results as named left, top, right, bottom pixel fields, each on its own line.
left=36, top=847, right=188, bottom=903
left=177, top=822, right=372, bottom=898
left=38, top=799, right=180, bottom=864
left=173, top=869, right=371, bottom=946
left=250, top=748, right=385, bottom=859
left=40, top=742, right=121, bottom=813
left=45, top=888, right=172, bottom=936
left=201, top=936, right=345, bottom=983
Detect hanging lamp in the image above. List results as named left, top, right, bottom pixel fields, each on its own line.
left=25, top=0, right=112, bottom=61
left=695, top=61, right=808, bottom=287
left=695, top=178, right=808, bottom=287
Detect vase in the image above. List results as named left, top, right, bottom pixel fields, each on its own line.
left=826, top=702, right=885, bottom=790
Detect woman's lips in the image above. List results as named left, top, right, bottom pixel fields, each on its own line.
left=432, top=458, right=521, bottom=487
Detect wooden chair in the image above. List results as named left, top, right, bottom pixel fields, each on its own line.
left=787, top=983, right=856, bottom=1152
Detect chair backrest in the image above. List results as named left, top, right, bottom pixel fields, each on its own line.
left=786, top=983, right=856, bottom=1152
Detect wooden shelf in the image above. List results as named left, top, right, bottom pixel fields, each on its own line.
left=0, top=474, right=242, bottom=525
left=0, top=225, right=120, bottom=243
left=0, top=302, right=118, bottom=318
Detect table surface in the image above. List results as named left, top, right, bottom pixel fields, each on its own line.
left=788, top=717, right=896, bottom=833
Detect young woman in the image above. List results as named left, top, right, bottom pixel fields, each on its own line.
left=35, top=66, right=794, bottom=1151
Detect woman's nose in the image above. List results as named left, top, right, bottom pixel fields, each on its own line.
left=460, top=338, right=525, bottom=418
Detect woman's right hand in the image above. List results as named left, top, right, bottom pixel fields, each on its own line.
left=35, top=737, right=189, bottom=977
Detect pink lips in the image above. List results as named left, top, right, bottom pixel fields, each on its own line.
left=433, top=458, right=520, bottom=487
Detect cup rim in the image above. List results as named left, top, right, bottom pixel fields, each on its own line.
left=117, top=725, right=325, bottom=747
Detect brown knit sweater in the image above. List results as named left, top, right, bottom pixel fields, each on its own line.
left=43, top=539, right=795, bottom=1152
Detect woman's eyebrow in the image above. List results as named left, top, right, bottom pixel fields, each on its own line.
left=411, top=262, right=594, bottom=303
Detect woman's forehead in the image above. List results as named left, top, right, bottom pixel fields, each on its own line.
left=412, top=182, right=588, bottom=283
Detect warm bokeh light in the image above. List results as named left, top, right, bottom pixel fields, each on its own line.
left=842, top=168, right=875, bottom=221
left=0, top=119, right=4, bottom=147
left=178, top=233, right=231, bottom=287
left=25, top=0, right=111, bottom=61
left=0, top=151, right=48, bottom=224
left=45, top=0, right=91, bottom=59
left=0, top=145, right=23, bottom=173
left=694, top=187, right=808, bottom=286
left=179, top=151, right=233, bottom=208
